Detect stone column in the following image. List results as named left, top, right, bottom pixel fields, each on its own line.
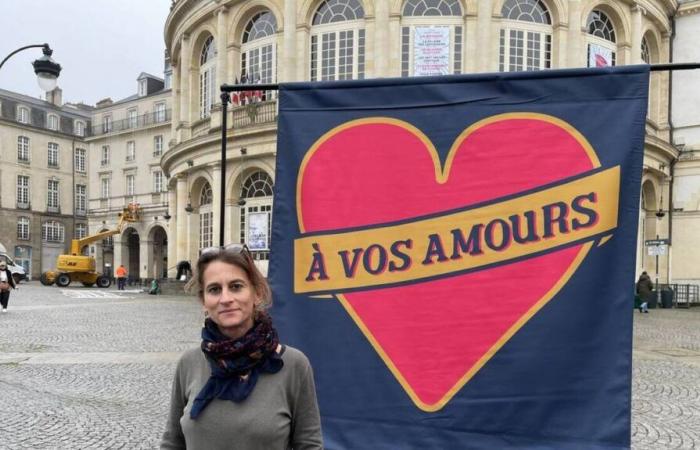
left=216, top=7, right=229, bottom=91
left=113, top=234, right=123, bottom=275
left=176, top=175, right=188, bottom=264
left=140, top=238, right=153, bottom=279
left=167, top=187, right=177, bottom=278
left=283, top=0, right=297, bottom=82
left=567, top=0, right=582, bottom=67
left=212, top=164, right=222, bottom=245
left=179, top=33, right=191, bottom=132
left=374, top=0, right=389, bottom=78
left=171, top=61, right=180, bottom=139
left=631, top=6, right=643, bottom=65
left=476, top=0, right=492, bottom=72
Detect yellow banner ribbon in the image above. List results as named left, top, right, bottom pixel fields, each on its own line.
left=294, top=166, right=619, bottom=294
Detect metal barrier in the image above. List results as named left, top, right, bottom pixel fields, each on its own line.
left=658, top=283, right=700, bottom=308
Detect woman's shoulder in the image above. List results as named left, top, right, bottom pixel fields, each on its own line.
left=281, top=345, right=313, bottom=370
left=175, top=347, right=205, bottom=371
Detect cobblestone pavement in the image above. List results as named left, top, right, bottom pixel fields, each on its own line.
left=0, top=283, right=698, bottom=449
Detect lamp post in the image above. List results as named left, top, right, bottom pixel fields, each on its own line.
left=0, top=43, right=62, bottom=91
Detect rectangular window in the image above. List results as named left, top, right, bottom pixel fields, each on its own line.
left=48, top=142, right=59, bottom=168
left=17, top=136, right=30, bottom=162
left=509, top=30, right=524, bottom=72
left=138, top=80, right=147, bottom=97
left=101, top=178, right=110, bottom=199
left=200, top=211, right=213, bottom=249
left=401, top=27, right=411, bottom=77
left=17, top=175, right=30, bottom=207
left=126, top=175, right=135, bottom=197
left=200, top=70, right=212, bottom=119
left=358, top=29, right=365, bottom=80
left=310, top=35, right=318, bottom=81
left=74, top=148, right=86, bottom=173
left=154, top=135, right=163, bottom=156
left=75, top=184, right=87, bottom=215
left=338, top=30, right=354, bottom=81
left=75, top=121, right=85, bottom=136
left=17, top=217, right=30, bottom=240
left=102, top=115, right=112, bottom=133
left=47, top=179, right=60, bottom=209
left=321, top=33, right=337, bottom=81
left=75, top=223, right=88, bottom=239
left=48, top=115, right=59, bottom=130
left=453, top=26, right=463, bottom=74
left=43, top=222, right=64, bottom=243
left=101, top=146, right=110, bottom=166
left=128, top=108, right=138, bottom=128
left=126, top=141, right=136, bottom=161
left=17, top=107, right=29, bottom=124
left=155, top=102, right=166, bottom=123
left=153, top=171, right=163, bottom=193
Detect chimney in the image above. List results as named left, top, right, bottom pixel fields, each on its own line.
left=96, top=97, right=114, bottom=108
left=47, top=87, right=62, bottom=106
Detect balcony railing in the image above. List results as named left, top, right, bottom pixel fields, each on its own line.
left=231, top=101, right=277, bottom=129
left=90, top=109, right=171, bottom=136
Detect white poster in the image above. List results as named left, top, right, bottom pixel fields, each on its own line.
left=588, top=44, right=613, bottom=68
left=247, top=212, right=269, bottom=250
left=414, top=27, right=450, bottom=76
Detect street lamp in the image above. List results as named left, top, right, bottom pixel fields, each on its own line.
left=0, top=43, right=62, bottom=91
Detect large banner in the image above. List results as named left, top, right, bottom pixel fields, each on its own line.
left=270, top=66, right=649, bottom=449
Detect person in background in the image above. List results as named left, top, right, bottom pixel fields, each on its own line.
left=636, top=271, right=653, bottom=313
left=0, top=261, right=17, bottom=313
left=116, top=264, right=128, bottom=290
left=175, top=260, right=192, bottom=282
left=161, top=244, right=322, bottom=450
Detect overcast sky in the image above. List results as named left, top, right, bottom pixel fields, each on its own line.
left=0, top=0, right=172, bottom=105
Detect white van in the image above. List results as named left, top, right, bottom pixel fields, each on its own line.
left=0, top=246, right=27, bottom=284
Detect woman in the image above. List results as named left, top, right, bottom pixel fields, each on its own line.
left=161, top=245, right=323, bottom=449
left=0, top=261, right=17, bottom=313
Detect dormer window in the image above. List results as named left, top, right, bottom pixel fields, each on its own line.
left=48, top=114, right=59, bottom=131
left=17, top=106, right=30, bottom=124
left=138, top=79, right=147, bottom=97
left=75, top=120, right=85, bottom=136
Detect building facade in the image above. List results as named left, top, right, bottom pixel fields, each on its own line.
left=162, top=0, right=678, bottom=279
left=0, top=87, right=91, bottom=279
left=85, top=73, right=172, bottom=280
left=669, top=0, right=700, bottom=284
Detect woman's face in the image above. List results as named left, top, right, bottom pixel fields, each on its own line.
left=201, top=260, right=260, bottom=339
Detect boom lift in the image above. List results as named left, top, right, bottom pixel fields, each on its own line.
left=40, top=204, right=141, bottom=287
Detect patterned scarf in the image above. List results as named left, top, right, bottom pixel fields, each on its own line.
left=190, top=312, right=284, bottom=419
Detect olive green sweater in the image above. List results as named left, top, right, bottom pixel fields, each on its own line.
left=161, top=346, right=323, bottom=450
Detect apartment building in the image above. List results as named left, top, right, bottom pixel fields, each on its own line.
left=0, top=87, right=91, bottom=279
left=85, top=72, right=172, bottom=280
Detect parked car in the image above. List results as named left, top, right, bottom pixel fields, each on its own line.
left=0, top=253, right=27, bottom=284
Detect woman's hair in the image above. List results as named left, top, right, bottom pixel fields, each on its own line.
left=186, top=249, right=272, bottom=312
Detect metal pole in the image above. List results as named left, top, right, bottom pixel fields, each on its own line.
left=655, top=234, right=660, bottom=304
left=220, top=92, right=230, bottom=247
left=0, top=44, right=48, bottom=71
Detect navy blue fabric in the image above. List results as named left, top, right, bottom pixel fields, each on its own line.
left=269, top=66, right=649, bottom=449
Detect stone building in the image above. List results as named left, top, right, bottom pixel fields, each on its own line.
left=0, top=87, right=91, bottom=279
left=162, top=0, right=678, bottom=278
left=85, top=72, right=173, bottom=280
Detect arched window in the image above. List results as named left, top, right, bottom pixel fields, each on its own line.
left=499, top=0, right=552, bottom=72
left=199, top=182, right=213, bottom=249
left=239, top=171, right=274, bottom=259
left=586, top=10, right=616, bottom=67
left=400, top=0, right=463, bottom=77
left=242, top=11, right=278, bottom=101
left=310, top=0, right=365, bottom=81
left=641, top=36, right=650, bottom=64
left=199, top=36, right=217, bottom=119
left=42, top=221, right=65, bottom=243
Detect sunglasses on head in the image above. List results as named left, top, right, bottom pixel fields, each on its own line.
left=199, top=243, right=252, bottom=259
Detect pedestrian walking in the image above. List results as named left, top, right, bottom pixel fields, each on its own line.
left=0, top=261, right=17, bottom=313
left=161, top=244, right=323, bottom=450
left=116, top=264, right=127, bottom=291
left=175, top=260, right=191, bottom=281
left=636, top=271, right=653, bottom=313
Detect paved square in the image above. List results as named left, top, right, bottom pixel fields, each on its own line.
left=0, top=283, right=698, bottom=449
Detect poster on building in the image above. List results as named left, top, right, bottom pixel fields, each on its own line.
left=247, top=212, right=268, bottom=250
left=413, top=26, right=450, bottom=76
left=271, top=66, right=649, bottom=449
left=589, top=43, right=613, bottom=67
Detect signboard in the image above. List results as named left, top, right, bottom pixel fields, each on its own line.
left=413, top=27, right=450, bottom=76
left=247, top=212, right=268, bottom=250
left=272, top=66, right=650, bottom=449
left=589, top=43, right=613, bottom=68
